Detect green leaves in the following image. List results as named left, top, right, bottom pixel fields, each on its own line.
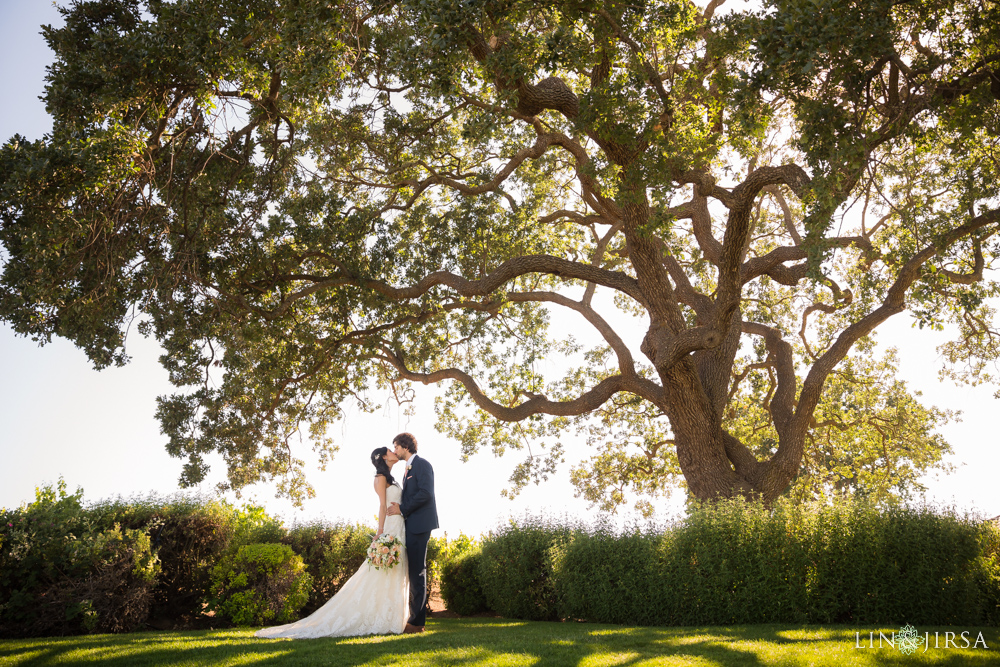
left=2, top=0, right=995, bottom=507
left=732, top=346, right=956, bottom=504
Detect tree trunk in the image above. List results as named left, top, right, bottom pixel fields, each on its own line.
left=657, top=355, right=806, bottom=503
left=659, top=360, right=757, bottom=499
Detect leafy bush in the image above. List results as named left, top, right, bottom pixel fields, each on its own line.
left=437, top=533, right=490, bottom=616
left=209, top=543, right=312, bottom=626
left=804, top=501, right=984, bottom=624
left=550, top=499, right=995, bottom=626
left=7, top=480, right=996, bottom=633
left=979, top=521, right=1000, bottom=625
left=426, top=534, right=446, bottom=588
left=478, top=518, right=568, bottom=621
left=659, top=499, right=813, bottom=625
left=282, top=521, right=370, bottom=615
left=0, top=481, right=159, bottom=637
left=440, top=548, right=489, bottom=616
left=230, top=504, right=286, bottom=550
left=436, top=532, right=479, bottom=563
left=553, top=525, right=662, bottom=624
left=32, top=525, right=160, bottom=636
left=89, top=494, right=238, bottom=621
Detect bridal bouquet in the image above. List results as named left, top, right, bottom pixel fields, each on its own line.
left=367, top=534, right=404, bottom=571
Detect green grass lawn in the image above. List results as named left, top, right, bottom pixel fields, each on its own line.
left=1, top=619, right=997, bottom=666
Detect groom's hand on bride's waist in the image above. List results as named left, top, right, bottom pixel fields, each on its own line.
left=386, top=502, right=401, bottom=516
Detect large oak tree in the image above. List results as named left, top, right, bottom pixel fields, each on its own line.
left=1, top=0, right=996, bottom=506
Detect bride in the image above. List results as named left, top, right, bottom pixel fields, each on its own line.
left=254, top=447, right=410, bottom=638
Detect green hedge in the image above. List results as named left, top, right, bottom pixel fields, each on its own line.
left=471, top=500, right=1000, bottom=626
left=87, top=494, right=239, bottom=622
left=438, top=534, right=489, bottom=616
left=803, top=502, right=983, bottom=624
left=552, top=525, right=660, bottom=624
left=478, top=519, right=569, bottom=621
left=656, top=500, right=814, bottom=624
left=979, top=524, right=1000, bottom=625
left=5, top=482, right=998, bottom=634
left=0, top=482, right=350, bottom=635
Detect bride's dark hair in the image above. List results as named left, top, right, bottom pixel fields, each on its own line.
left=370, top=447, right=396, bottom=486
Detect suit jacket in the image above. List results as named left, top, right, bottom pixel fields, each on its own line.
left=399, top=455, right=439, bottom=534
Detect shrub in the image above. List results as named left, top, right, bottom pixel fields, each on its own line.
left=89, top=494, right=240, bottom=621
left=437, top=532, right=479, bottom=563
left=979, top=521, right=1000, bottom=625
left=473, top=500, right=997, bottom=627
left=553, top=525, right=662, bottom=625
left=31, top=525, right=160, bottom=636
left=426, top=534, right=446, bottom=589
left=282, top=521, right=369, bottom=615
left=430, top=533, right=475, bottom=589
left=437, top=534, right=489, bottom=616
left=661, top=499, right=813, bottom=625
left=805, top=501, right=985, bottom=624
left=0, top=481, right=159, bottom=637
left=230, top=504, right=286, bottom=549
left=209, top=543, right=312, bottom=626
left=478, top=518, right=568, bottom=621
left=440, top=548, right=489, bottom=616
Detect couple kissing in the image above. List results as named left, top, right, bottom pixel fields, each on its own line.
left=255, top=432, right=439, bottom=638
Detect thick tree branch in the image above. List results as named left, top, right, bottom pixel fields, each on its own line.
left=741, top=321, right=796, bottom=432
left=538, top=210, right=609, bottom=226
left=211, top=254, right=649, bottom=321
left=689, top=191, right=722, bottom=265
left=794, top=206, right=1000, bottom=433
left=939, top=236, right=984, bottom=284
left=678, top=170, right=734, bottom=208
left=362, top=254, right=646, bottom=306
left=506, top=290, right=640, bottom=380
left=640, top=324, right=724, bottom=374
left=661, top=251, right=715, bottom=317
left=721, top=429, right=767, bottom=486
left=731, top=164, right=810, bottom=207
left=713, top=165, right=810, bottom=335
left=464, top=24, right=580, bottom=120
left=378, top=345, right=635, bottom=421
left=741, top=236, right=873, bottom=285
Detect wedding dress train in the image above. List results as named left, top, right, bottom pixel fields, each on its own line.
left=255, top=483, right=409, bottom=638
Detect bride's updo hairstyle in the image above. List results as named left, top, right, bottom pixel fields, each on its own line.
left=370, top=447, right=396, bottom=486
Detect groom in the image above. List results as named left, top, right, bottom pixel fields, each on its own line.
left=386, top=432, right=438, bottom=634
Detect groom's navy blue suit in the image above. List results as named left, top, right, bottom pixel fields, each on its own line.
left=399, top=455, right=438, bottom=627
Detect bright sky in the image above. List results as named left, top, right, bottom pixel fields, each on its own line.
left=1, top=2, right=997, bottom=536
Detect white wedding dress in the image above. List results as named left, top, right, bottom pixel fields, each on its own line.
left=255, top=483, right=409, bottom=638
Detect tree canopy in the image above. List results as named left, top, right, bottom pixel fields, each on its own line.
left=1, top=0, right=996, bottom=508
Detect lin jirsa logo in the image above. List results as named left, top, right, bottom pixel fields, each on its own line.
left=855, top=625, right=990, bottom=654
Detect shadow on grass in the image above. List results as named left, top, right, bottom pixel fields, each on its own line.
left=0, top=620, right=997, bottom=666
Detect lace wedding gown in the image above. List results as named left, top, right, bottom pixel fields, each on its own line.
left=255, top=483, right=409, bottom=638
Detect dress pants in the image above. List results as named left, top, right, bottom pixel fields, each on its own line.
left=405, top=529, right=430, bottom=626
